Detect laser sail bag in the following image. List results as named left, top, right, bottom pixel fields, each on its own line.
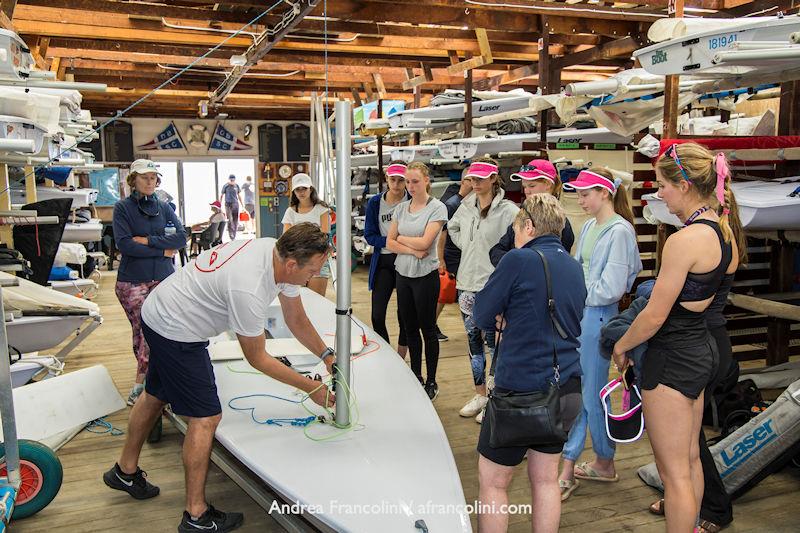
left=485, top=248, right=568, bottom=448
left=637, top=379, right=800, bottom=497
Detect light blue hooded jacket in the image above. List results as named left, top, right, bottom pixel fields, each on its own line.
left=574, top=217, right=642, bottom=307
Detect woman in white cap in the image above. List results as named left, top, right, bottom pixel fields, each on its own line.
left=558, top=167, right=641, bottom=499
left=489, top=159, right=574, bottom=266
left=447, top=157, right=519, bottom=422
left=113, top=159, right=187, bottom=406
left=281, top=173, right=331, bottom=296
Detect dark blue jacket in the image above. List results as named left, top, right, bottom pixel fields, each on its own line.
left=113, top=195, right=187, bottom=283
left=364, top=191, right=408, bottom=290
left=474, top=234, right=586, bottom=392
left=489, top=217, right=575, bottom=267
left=441, top=186, right=464, bottom=274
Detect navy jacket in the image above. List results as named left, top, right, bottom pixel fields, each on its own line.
left=474, top=234, right=586, bottom=392
left=364, top=191, right=408, bottom=290
left=441, top=186, right=465, bottom=274
left=489, top=217, right=574, bottom=268
left=113, top=195, right=187, bottom=283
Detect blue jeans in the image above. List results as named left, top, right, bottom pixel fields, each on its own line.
left=459, top=289, right=496, bottom=387
left=562, top=304, right=618, bottom=462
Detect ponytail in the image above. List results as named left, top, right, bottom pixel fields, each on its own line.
left=613, top=183, right=635, bottom=226
left=550, top=173, right=563, bottom=199
left=717, top=166, right=749, bottom=265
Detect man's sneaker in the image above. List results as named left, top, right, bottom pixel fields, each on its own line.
left=127, top=385, right=144, bottom=407
left=436, top=327, right=449, bottom=342
left=476, top=408, right=485, bottom=424
left=459, top=394, right=488, bottom=418
left=425, top=381, right=439, bottom=401
left=178, top=505, right=244, bottom=533
left=103, top=463, right=160, bottom=500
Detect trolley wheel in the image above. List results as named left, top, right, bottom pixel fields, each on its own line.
left=0, top=439, right=63, bottom=519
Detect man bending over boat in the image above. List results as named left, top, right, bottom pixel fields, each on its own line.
left=103, top=222, right=336, bottom=533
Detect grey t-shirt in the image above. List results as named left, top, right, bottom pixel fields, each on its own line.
left=378, top=193, right=402, bottom=255
left=221, top=183, right=240, bottom=204
left=242, top=182, right=254, bottom=205
left=393, top=198, right=447, bottom=278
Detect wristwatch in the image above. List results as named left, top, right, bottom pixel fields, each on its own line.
left=319, top=347, right=335, bottom=361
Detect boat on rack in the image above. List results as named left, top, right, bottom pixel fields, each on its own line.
left=643, top=179, right=800, bottom=230
left=202, top=288, right=471, bottom=532
left=437, top=128, right=632, bottom=160
left=389, top=93, right=534, bottom=130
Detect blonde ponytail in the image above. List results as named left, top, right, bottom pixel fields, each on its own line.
left=718, top=172, right=748, bottom=265
left=591, top=166, right=634, bottom=226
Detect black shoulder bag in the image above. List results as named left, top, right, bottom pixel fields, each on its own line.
left=485, top=248, right=569, bottom=448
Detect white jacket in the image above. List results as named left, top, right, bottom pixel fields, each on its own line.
left=448, top=190, right=519, bottom=292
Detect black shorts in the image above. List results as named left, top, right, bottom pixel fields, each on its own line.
left=478, top=378, right=581, bottom=467
left=142, top=320, right=222, bottom=418
left=641, top=339, right=717, bottom=400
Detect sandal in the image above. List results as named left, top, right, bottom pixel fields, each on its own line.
left=573, top=461, right=619, bottom=482
left=649, top=498, right=665, bottom=516
left=559, top=479, right=580, bottom=501
left=697, top=519, right=722, bottom=533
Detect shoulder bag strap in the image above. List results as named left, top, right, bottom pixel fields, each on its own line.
left=534, top=248, right=565, bottom=384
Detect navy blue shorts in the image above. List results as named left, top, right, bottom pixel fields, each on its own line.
left=142, top=320, right=222, bottom=418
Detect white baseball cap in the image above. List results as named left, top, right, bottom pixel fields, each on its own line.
left=130, top=159, right=161, bottom=176
left=291, top=173, right=313, bottom=191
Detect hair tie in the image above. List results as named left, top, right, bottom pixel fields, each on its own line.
left=613, top=177, right=623, bottom=194
left=714, top=153, right=730, bottom=215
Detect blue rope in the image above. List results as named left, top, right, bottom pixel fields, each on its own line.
left=228, top=393, right=316, bottom=427
left=7, top=0, right=287, bottom=194
left=86, top=417, right=124, bottom=436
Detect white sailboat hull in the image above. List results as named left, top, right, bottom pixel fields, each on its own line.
left=390, top=145, right=441, bottom=164
left=210, top=289, right=472, bottom=532
left=388, top=95, right=533, bottom=129
left=633, top=15, right=800, bottom=77
left=643, top=180, right=800, bottom=230
left=437, top=128, right=632, bottom=160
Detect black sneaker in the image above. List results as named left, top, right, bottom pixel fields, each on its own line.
left=103, top=463, right=160, bottom=500
left=436, top=327, right=448, bottom=342
left=425, top=381, right=439, bottom=401
left=178, top=505, right=244, bottom=533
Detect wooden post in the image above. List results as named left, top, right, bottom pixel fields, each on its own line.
left=538, top=16, right=551, bottom=143
left=24, top=165, right=37, bottom=204
left=0, top=164, right=12, bottom=247
left=413, top=86, right=421, bottom=146
left=464, top=54, right=473, bottom=139
left=662, top=0, right=684, bottom=139
left=767, top=237, right=793, bottom=366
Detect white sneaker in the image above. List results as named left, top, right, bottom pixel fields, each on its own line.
left=475, top=408, right=485, bottom=424
left=459, top=394, right=488, bottom=418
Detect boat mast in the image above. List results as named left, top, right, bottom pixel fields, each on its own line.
left=333, top=100, right=352, bottom=426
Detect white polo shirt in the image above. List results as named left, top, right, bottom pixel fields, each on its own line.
left=141, top=238, right=300, bottom=342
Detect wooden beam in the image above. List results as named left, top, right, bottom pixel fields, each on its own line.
left=373, top=73, right=387, bottom=99
left=363, top=82, right=374, bottom=102
left=538, top=16, right=551, bottom=143
left=662, top=0, right=684, bottom=139
left=448, top=50, right=460, bottom=66
left=474, top=64, right=536, bottom=91
left=476, top=28, right=493, bottom=64
left=728, top=293, right=800, bottom=323
left=465, top=58, right=473, bottom=138
left=350, top=88, right=363, bottom=108
left=447, top=56, right=487, bottom=75
left=0, top=0, right=16, bottom=20
left=552, top=36, right=642, bottom=70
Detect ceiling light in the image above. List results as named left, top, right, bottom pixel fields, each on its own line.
left=229, top=54, right=247, bottom=67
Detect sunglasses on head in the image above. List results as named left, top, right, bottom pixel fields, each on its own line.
left=666, top=144, right=692, bottom=184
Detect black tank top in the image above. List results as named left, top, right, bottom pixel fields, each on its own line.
left=677, top=220, right=733, bottom=303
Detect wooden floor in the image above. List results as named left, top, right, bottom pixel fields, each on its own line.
left=15, top=266, right=800, bottom=533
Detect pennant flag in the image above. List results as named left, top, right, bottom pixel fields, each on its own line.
left=137, top=121, right=186, bottom=151
left=208, top=122, right=253, bottom=151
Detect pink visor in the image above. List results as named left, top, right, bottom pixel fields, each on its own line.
left=564, top=170, right=616, bottom=193
left=510, top=159, right=557, bottom=183
left=385, top=163, right=407, bottom=178
left=465, top=162, right=499, bottom=179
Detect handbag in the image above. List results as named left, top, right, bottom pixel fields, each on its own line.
left=485, top=248, right=568, bottom=448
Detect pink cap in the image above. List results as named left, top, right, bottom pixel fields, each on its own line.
left=564, top=170, right=617, bottom=194
left=465, top=161, right=499, bottom=179
left=510, top=159, right=557, bottom=183
left=385, top=163, right=407, bottom=178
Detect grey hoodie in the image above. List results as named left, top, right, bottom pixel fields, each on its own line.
left=448, top=189, right=519, bottom=292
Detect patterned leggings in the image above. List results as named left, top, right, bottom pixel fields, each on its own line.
left=115, top=280, right=160, bottom=376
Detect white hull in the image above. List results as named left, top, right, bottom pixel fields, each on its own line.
left=643, top=180, right=800, bottom=230
left=209, top=289, right=472, bottom=532
left=437, top=128, right=632, bottom=160
left=388, top=95, right=532, bottom=129
left=390, top=145, right=441, bottom=164
left=351, top=151, right=391, bottom=168
left=48, top=278, right=96, bottom=297
left=6, top=315, right=94, bottom=353
left=35, top=187, right=98, bottom=209
left=633, top=15, right=800, bottom=77
left=62, top=219, right=103, bottom=243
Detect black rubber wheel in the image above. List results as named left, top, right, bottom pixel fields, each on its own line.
left=0, top=439, right=63, bottom=519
